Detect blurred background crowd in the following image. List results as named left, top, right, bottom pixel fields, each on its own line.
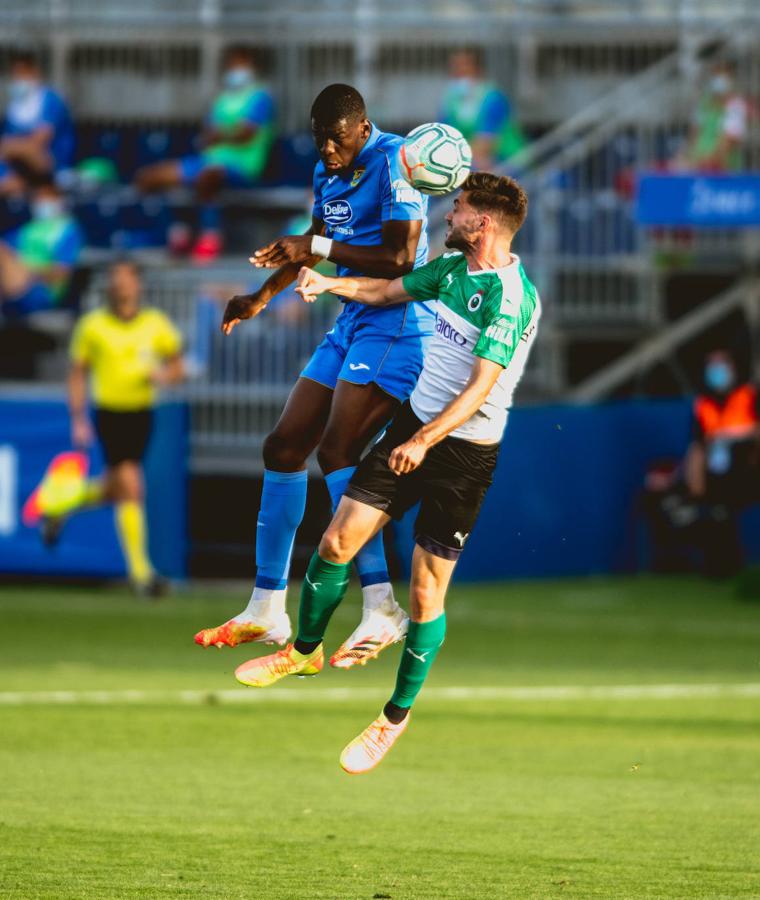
left=0, top=0, right=759, bottom=586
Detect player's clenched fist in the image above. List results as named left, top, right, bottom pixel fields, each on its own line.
left=250, top=235, right=312, bottom=268
left=221, top=293, right=267, bottom=335
left=296, top=267, right=330, bottom=303
left=388, top=436, right=429, bottom=475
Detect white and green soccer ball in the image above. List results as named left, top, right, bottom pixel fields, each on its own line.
left=399, top=122, right=472, bottom=196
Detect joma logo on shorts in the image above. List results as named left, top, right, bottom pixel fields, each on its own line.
left=323, top=201, right=353, bottom=225
left=436, top=317, right=467, bottom=346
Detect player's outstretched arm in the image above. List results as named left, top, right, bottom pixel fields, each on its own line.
left=254, top=220, right=422, bottom=279
left=221, top=218, right=323, bottom=335
left=295, top=266, right=411, bottom=307
left=388, top=358, right=504, bottom=475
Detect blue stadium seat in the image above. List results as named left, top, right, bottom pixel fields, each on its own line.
left=261, top=133, right=318, bottom=187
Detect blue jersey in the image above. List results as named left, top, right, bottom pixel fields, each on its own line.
left=302, top=124, right=434, bottom=402
left=312, top=124, right=429, bottom=278
left=2, top=86, right=75, bottom=171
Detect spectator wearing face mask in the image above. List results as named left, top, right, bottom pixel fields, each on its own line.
left=0, top=50, right=75, bottom=197
left=136, top=45, right=276, bottom=264
left=0, top=178, right=82, bottom=318
left=677, top=62, right=749, bottom=173
left=683, top=350, right=760, bottom=575
left=439, top=49, right=526, bottom=171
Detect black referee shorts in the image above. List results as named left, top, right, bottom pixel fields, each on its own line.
left=345, top=401, right=500, bottom=561
left=94, top=408, right=154, bottom=466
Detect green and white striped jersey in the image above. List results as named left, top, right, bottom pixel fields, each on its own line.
left=401, top=251, right=540, bottom=443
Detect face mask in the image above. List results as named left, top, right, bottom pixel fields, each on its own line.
left=705, top=362, right=734, bottom=393
left=9, top=78, right=37, bottom=102
left=450, top=77, right=475, bottom=95
left=709, top=74, right=731, bottom=96
left=33, top=200, right=64, bottom=220
left=224, top=67, right=252, bottom=90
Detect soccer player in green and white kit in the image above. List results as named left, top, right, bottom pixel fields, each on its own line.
left=234, top=172, right=540, bottom=773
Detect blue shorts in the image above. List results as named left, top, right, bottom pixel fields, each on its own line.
left=2, top=282, right=55, bottom=319
left=301, top=300, right=435, bottom=402
left=178, top=154, right=252, bottom=187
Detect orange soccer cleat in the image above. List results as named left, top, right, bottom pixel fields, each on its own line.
left=194, top=612, right=291, bottom=649
left=339, top=712, right=410, bottom=774
left=235, top=643, right=323, bottom=688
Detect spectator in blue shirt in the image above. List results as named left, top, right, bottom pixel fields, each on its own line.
left=0, top=51, right=75, bottom=197
left=0, top=179, right=83, bottom=318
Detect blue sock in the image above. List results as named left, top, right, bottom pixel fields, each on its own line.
left=199, top=203, right=220, bottom=233
left=324, top=466, right=390, bottom=588
left=254, top=469, right=308, bottom=590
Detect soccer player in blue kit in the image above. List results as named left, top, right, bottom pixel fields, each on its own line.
left=195, top=84, right=434, bottom=667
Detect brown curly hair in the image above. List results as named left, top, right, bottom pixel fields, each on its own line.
left=460, top=172, right=528, bottom=234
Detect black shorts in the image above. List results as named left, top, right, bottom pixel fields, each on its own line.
left=346, top=401, right=500, bottom=561
left=94, top=408, right=154, bottom=466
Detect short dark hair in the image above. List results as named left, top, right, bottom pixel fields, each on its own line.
left=223, top=45, right=257, bottom=67
left=461, top=171, right=528, bottom=234
left=10, top=49, right=40, bottom=69
left=110, top=256, right=142, bottom=278
left=13, top=165, right=56, bottom=191
left=310, top=84, right=366, bottom=126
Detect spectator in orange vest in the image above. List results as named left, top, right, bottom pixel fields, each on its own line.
left=684, top=350, right=760, bottom=575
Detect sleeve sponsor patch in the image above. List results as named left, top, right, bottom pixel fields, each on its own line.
left=392, top=179, right=423, bottom=205
left=484, top=320, right=516, bottom=345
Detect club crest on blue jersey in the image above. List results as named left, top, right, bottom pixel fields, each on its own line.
left=350, top=166, right=366, bottom=187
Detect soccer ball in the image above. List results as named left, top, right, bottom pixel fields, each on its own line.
left=399, top=122, right=472, bottom=196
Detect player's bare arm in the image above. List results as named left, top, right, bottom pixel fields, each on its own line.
left=295, top=267, right=411, bottom=307
left=221, top=216, right=324, bottom=335
left=202, top=122, right=257, bottom=148
left=388, top=357, right=504, bottom=475
left=253, top=219, right=422, bottom=277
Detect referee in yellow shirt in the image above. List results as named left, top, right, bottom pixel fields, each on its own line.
left=48, top=258, right=185, bottom=595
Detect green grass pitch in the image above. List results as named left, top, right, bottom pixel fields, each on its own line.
left=1, top=576, right=759, bottom=899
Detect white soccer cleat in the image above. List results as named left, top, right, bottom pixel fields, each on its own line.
left=330, top=596, right=409, bottom=669
left=194, top=612, right=292, bottom=648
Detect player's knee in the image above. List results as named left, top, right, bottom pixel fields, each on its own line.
left=318, top=526, right=353, bottom=564
left=117, top=463, right=143, bottom=501
left=316, top=440, right=355, bottom=476
left=262, top=430, right=307, bottom=472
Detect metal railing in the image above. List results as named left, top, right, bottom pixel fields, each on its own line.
left=568, top=278, right=760, bottom=401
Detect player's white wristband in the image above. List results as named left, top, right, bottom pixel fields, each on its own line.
left=311, top=235, right=333, bottom=258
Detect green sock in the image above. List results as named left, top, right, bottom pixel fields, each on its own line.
left=297, top=552, right=351, bottom=644
left=389, top=612, right=447, bottom=709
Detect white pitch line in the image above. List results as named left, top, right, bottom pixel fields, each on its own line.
left=0, top=683, right=759, bottom=706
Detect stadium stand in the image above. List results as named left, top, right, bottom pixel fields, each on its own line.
left=0, top=0, right=758, bottom=479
